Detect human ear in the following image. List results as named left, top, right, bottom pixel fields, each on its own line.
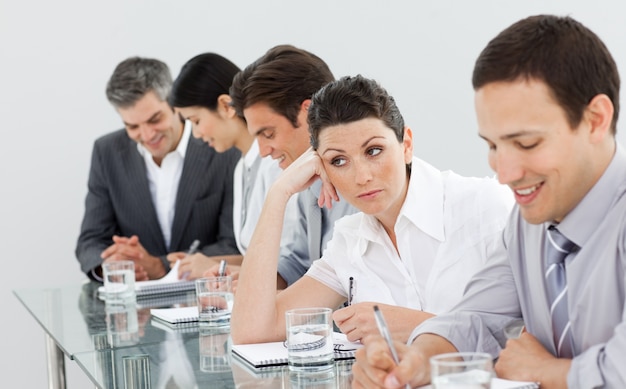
left=217, top=94, right=236, bottom=119
left=296, top=99, right=312, bottom=128
left=402, top=127, right=414, bottom=163
left=585, top=94, right=614, bottom=144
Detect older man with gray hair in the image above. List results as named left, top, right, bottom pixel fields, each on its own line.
left=76, top=56, right=240, bottom=282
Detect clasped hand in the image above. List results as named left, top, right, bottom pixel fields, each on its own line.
left=101, top=235, right=165, bottom=281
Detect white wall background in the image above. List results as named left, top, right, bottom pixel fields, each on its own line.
left=1, top=0, right=625, bottom=386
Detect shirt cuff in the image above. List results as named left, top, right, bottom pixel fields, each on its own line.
left=90, top=267, right=104, bottom=282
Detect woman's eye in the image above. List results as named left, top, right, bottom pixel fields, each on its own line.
left=367, top=147, right=382, bottom=156
left=331, top=158, right=346, bottom=167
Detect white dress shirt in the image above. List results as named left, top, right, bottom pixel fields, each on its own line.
left=306, top=156, right=514, bottom=314
left=137, top=121, right=191, bottom=250
left=232, top=140, right=288, bottom=254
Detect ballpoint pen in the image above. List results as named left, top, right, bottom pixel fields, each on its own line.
left=218, top=259, right=227, bottom=277
left=373, top=305, right=410, bottom=389
left=348, top=277, right=354, bottom=306
left=180, top=239, right=200, bottom=280
left=187, top=239, right=201, bottom=256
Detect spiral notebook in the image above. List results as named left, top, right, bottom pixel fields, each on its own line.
left=136, top=291, right=196, bottom=309
left=151, top=306, right=199, bottom=324
left=98, top=261, right=196, bottom=299
left=231, top=332, right=362, bottom=368
left=150, top=317, right=199, bottom=333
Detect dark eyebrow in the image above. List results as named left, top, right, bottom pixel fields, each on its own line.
left=123, top=110, right=162, bottom=128
left=146, top=111, right=162, bottom=122
left=479, top=129, right=542, bottom=142
left=321, top=135, right=385, bottom=156
left=254, top=126, right=273, bottom=136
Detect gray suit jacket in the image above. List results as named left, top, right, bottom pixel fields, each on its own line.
left=76, top=129, right=240, bottom=279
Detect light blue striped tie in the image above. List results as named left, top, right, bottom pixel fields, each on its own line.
left=544, top=225, right=577, bottom=358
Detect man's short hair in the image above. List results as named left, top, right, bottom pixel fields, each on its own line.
left=229, top=44, right=334, bottom=127
left=308, top=75, right=405, bottom=150
left=472, top=14, right=620, bottom=134
left=106, top=57, right=172, bottom=109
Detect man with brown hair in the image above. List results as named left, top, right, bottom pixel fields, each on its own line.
left=229, top=44, right=357, bottom=289
left=353, top=14, right=625, bottom=389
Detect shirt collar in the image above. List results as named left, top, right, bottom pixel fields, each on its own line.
left=400, top=156, right=446, bottom=241
left=357, top=156, right=445, bottom=251
left=244, top=139, right=260, bottom=168
left=556, top=143, right=626, bottom=247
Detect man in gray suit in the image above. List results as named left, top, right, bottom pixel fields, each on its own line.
left=76, top=57, right=240, bottom=281
left=229, top=45, right=357, bottom=289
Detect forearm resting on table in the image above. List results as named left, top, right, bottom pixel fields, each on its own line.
left=231, top=188, right=291, bottom=343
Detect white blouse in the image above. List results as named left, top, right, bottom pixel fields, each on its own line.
left=306, top=156, right=514, bottom=314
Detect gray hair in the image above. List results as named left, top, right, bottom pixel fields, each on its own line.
left=105, top=57, right=172, bottom=109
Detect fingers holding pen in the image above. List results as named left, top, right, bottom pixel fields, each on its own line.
left=354, top=335, right=427, bottom=389
left=167, top=252, right=186, bottom=266
left=335, top=302, right=387, bottom=342
left=352, top=336, right=399, bottom=388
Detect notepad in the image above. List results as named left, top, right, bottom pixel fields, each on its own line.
left=136, top=291, right=196, bottom=309
left=231, top=352, right=286, bottom=378
left=231, top=332, right=362, bottom=368
left=150, top=317, right=199, bottom=333
left=491, top=378, right=540, bottom=389
left=98, top=261, right=196, bottom=299
left=151, top=305, right=199, bottom=324
left=418, top=377, right=539, bottom=389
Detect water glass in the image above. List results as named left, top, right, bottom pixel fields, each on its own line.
left=102, top=260, right=136, bottom=302
left=105, top=300, right=139, bottom=347
left=199, top=328, right=232, bottom=373
left=430, top=352, right=493, bottom=389
left=285, top=307, right=334, bottom=372
left=195, top=276, right=233, bottom=328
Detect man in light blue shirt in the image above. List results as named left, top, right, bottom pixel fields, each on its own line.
left=353, top=15, right=626, bottom=389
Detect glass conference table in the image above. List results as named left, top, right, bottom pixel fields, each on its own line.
left=14, top=280, right=354, bottom=388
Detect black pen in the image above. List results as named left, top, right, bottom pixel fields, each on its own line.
left=348, top=277, right=354, bottom=306
left=218, top=259, right=227, bottom=277
left=373, top=305, right=410, bottom=389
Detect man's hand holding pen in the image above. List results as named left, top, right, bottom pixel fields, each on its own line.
left=352, top=332, right=425, bottom=389
left=352, top=305, right=414, bottom=389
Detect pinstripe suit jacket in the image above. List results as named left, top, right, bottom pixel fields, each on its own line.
left=76, top=129, right=240, bottom=279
